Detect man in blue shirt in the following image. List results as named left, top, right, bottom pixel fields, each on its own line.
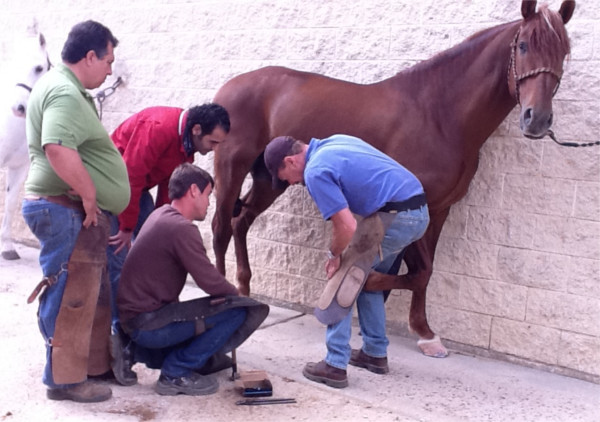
left=264, top=134, right=430, bottom=388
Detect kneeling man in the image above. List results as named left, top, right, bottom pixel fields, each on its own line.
left=114, top=163, right=268, bottom=395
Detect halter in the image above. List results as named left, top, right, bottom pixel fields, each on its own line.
left=508, top=28, right=562, bottom=106
left=14, top=56, right=53, bottom=94
left=15, top=82, right=33, bottom=92
left=507, top=29, right=599, bottom=148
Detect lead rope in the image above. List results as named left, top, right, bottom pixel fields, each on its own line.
left=546, top=130, right=600, bottom=148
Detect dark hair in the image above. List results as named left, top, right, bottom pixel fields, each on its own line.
left=184, top=103, right=231, bottom=139
left=168, top=163, right=215, bottom=200
left=61, top=20, right=119, bottom=64
left=264, top=135, right=304, bottom=189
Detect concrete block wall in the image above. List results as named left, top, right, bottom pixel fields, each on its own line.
left=0, top=0, right=598, bottom=382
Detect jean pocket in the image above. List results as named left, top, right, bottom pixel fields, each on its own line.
left=22, top=207, right=53, bottom=240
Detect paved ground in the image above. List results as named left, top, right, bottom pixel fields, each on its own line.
left=1, top=244, right=599, bottom=422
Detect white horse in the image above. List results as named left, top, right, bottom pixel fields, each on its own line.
left=0, top=31, right=51, bottom=260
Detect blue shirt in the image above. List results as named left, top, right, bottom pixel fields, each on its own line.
left=304, top=134, right=424, bottom=220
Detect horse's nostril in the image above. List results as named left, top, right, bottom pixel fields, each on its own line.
left=523, top=108, right=533, bottom=124
left=17, top=105, right=25, bottom=114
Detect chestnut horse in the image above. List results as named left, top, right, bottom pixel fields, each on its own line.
left=211, top=0, right=575, bottom=357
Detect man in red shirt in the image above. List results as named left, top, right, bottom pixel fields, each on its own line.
left=109, top=103, right=230, bottom=252
left=106, top=104, right=230, bottom=386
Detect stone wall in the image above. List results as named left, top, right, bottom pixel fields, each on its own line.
left=0, top=0, right=598, bottom=382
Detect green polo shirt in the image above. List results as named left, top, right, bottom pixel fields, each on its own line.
left=25, top=64, right=130, bottom=215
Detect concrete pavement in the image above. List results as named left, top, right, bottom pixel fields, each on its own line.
left=1, top=244, right=598, bottom=422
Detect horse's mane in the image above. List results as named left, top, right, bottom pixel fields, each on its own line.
left=403, top=21, right=516, bottom=76
left=402, top=5, right=571, bottom=76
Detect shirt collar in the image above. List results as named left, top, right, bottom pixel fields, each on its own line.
left=178, top=109, right=188, bottom=137
left=57, top=64, right=93, bottom=101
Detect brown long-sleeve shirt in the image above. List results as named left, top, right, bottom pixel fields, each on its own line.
left=117, top=204, right=238, bottom=322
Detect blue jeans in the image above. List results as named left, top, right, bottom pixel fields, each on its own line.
left=129, top=307, right=247, bottom=378
left=22, top=199, right=113, bottom=388
left=325, top=205, right=430, bottom=369
left=107, top=191, right=155, bottom=328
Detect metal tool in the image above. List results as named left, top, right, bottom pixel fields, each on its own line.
left=236, top=398, right=296, bottom=406
left=230, top=348, right=239, bottom=380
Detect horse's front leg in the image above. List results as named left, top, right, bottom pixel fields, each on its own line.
left=212, top=204, right=233, bottom=276
left=233, top=177, right=285, bottom=296
left=1, top=163, right=29, bottom=260
left=364, top=210, right=449, bottom=358
left=212, top=159, right=246, bottom=277
left=404, top=212, right=449, bottom=358
left=232, top=211, right=254, bottom=296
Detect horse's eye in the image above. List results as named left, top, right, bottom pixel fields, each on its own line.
left=518, top=41, right=527, bottom=53
left=35, top=65, right=44, bottom=74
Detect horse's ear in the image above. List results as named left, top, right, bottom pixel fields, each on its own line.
left=39, top=33, right=46, bottom=48
left=521, top=0, right=537, bottom=20
left=558, top=0, right=575, bottom=24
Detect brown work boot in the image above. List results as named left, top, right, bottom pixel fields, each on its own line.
left=302, top=360, right=348, bottom=388
left=47, top=381, right=112, bottom=403
left=349, top=348, right=389, bottom=374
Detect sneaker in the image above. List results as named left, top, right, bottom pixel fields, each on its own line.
left=155, top=372, right=219, bottom=396
left=47, top=381, right=112, bottom=403
left=302, top=360, right=348, bottom=389
left=110, top=326, right=138, bottom=386
left=196, top=352, right=233, bottom=375
left=349, top=348, right=389, bottom=374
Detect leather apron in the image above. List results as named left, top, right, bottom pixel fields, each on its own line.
left=314, top=212, right=394, bottom=325
left=51, top=213, right=111, bottom=384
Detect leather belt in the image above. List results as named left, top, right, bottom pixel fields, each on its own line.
left=24, top=194, right=85, bottom=212
left=378, top=193, right=427, bottom=213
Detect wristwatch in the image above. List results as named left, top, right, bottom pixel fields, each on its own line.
left=326, top=249, right=338, bottom=260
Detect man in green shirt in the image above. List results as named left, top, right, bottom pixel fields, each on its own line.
left=22, top=20, right=130, bottom=403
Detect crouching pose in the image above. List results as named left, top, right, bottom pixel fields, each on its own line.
left=113, top=163, right=268, bottom=395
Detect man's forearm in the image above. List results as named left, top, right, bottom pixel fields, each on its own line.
left=329, top=208, right=357, bottom=256
left=45, top=143, right=96, bottom=201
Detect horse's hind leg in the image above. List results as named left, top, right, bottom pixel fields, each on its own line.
left=1, top=164, right=28, bottom=260
left=232, top=177, right=284, bottom=296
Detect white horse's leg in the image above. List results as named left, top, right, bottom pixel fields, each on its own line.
left=1, top=163, right=28, bottom=260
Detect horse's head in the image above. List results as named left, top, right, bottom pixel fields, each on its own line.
left=509, top=0, right=575, bottom=139
left=10, top=32, right=52, bottom=118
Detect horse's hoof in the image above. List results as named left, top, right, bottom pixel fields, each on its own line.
left=417, top=335, right=448, bottom=358
left=2, top=250, right=20, bottom=260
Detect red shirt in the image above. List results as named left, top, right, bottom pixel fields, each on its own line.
left=111, top=106, right=193, bottom=231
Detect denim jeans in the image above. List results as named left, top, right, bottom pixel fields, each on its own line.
left=22, top=199, right=114, bottom=387
left=325, top=205, right=430, bottom=369
left=107, top=191, right=155, bottom=328
left=129, top=307, right=247, bottom=378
